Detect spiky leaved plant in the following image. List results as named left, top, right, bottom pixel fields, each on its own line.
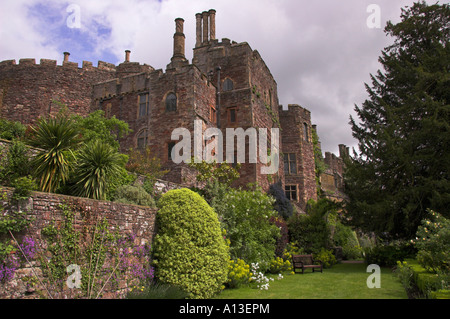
left=29, top=116, right=81, bottom=193
left=72, top=140, right=125, bottom=200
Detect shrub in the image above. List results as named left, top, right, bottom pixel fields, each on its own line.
left=268, top=256, right=292, bottom=274
left=268, top=182, right=294, bottom=220
left=152, top=189, right=229, bottom=299
left=226, top=258, right=252, bottom=289
left=0, top=140, right=31, bottom=186
left=363, top=241, right=414, bottom=267
left=313, top=248, right=337, bottom=268
left=288, top=209, right=331, bottom=254
left=11, top=176, right=37, bottom=201
left=395, top=261, right=415, bottom=293
left=125, top=146, right=168, bottom=189
left=114, top=184, right=156, bottom=207
left=188, top=159, right=241, bottom=186
left=413, top=210, right=450, bottom=273
left=217, top=185, right=280, bottom=267
left=270, top=216, right=289, bottom=258
left=333, top=221, right=362, bottom=260
left=0, top=118, right=26, bottom=140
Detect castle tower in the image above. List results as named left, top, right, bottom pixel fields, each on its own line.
left=279, top=104, right=317, bottom=210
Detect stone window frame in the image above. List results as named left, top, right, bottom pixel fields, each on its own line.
left=138, top=93, right=150, bottom=118
left=227, top=106, right=238, bottom=125
left=283, top=153, right=297, bottom=175
left=136, top=128, right=149, bottom=150
left=222, top=78, right=234, bottom=92
left=165, top=92, right=177, bottom=112
left=285, top=184, right=298, bottom=201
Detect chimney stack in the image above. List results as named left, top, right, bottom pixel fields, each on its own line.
left=195, top=13, right=202, bottom=47
left=63, top=52, right=70, bottom=63
left=172, top=18, right=186, bottom=61
left=202, top=11, right=209, bottom=44
left=209, top=9, right=216, bottom=41
left=195, top=9, right=216, bottom=47
left=125, top=50, right=131, bottom=62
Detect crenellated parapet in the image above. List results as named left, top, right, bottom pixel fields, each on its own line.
left=0, top=53, right=120, bottom=123
left=0, top=57, right=117, bottom=72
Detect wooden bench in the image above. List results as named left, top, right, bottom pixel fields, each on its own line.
left=292, top=254, right=323, bottom=274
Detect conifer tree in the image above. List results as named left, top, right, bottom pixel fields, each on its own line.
left=345, top=2, right=449, bottom=239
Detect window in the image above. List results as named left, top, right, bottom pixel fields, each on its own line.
left=210, top=106, right=217, bottom=124
left=168, top=142, right=176, bottom=160
left=303, top=123, right=309, bottom=141
left=137, top=129, right=148, bottom=150
left=223, top=78, right=233, bottom=92
left=284, top=153, right=297, bottom=175
left=139, top=94, right=149, bottom=118
left=165, top=93, right=177, bottom=112
left=285, top=185, right=297, bottom=201
left=228, top=107, right=237, bottom=124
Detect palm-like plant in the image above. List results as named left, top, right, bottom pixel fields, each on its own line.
left=72, top=140, right=125, bottom=200
left=29, top=116, right=81, bottom=193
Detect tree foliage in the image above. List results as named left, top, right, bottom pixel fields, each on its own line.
left=345, top=2, right=450, bottom=239
left=71, top=110, right=130, bottom=150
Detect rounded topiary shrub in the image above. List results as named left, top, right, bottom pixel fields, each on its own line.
left=152, top=188, right=229, bottom=299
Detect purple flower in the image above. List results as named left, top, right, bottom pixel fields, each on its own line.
left=19, top=236, right=36, bottom=260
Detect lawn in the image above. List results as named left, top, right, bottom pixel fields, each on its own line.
left=215, top=262, right=408, bottom=299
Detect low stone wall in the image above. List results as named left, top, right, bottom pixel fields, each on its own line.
left=0, top=187, right=157, bottom=299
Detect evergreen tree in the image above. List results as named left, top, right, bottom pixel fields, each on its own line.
left=345, top=2, right=449, bottom=239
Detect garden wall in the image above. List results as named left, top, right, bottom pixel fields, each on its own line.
left=0, top=187, right=157, bottom=299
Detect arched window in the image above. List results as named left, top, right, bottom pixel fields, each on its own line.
left=137, top=129, right=148, bottom=150
left=222, top=78, right=233, bottom=92
left=165, top=93, right=177, bottom=112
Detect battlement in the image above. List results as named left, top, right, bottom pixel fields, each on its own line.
left=0, top=57, right=117, bottom=72
left=279, top=104, right=312, bottom=116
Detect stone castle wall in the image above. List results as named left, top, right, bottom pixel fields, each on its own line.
left=0, top=187, right=157, bottom=299
left=0, top=58, right=117, bottom=124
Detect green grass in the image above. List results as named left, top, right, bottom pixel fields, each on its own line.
left=215, top=263, right=408, bottom=299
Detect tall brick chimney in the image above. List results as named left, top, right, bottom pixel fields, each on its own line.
left=125, top=50, right=131, bottom=62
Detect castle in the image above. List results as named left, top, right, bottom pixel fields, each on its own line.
left=0, top=10, right=346, bottom=211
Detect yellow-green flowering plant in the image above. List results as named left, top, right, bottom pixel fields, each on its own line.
left=226, top=258, right=252, bottom=289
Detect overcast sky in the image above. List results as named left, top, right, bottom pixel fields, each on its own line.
left=0, top=0, right=435, bottom=155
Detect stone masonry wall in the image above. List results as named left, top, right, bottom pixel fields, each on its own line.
left=0, top=187, right=157, bottom=299
left=0, top=58, right=116, bottom=124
